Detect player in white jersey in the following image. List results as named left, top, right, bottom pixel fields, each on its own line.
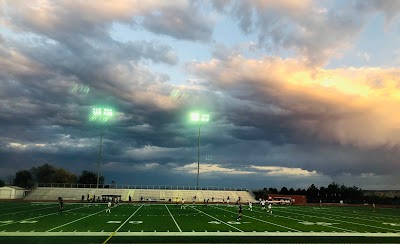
left=248, top=201, right=253, bottom=211
left=106, top=201, right=112, bottom=213
left=267, top=203, right=272, bottom=214
left=261, top=199, right=266, bottom=210
left=181, top=199, right=185, bottom=209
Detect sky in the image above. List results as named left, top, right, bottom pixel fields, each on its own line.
left=1, top=0, right=400, bottom=190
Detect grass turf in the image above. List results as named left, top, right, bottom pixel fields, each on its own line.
left=0, top=201, right=399, bottom=243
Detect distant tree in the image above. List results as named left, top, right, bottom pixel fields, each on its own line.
left=327, top=182, right=340, bottom=201
left=288, top=188, right=295, bottom=194
left=30, top=164, right=78, bottom=184
left=306, top=184, right=319, bottom=202
left=320, top=186, right=327, bottom=198
left=0, top=179, right=5, bottom=187
left=31, top=164, right=57, bottom=183
left=268, top=187, right=278, bottom=194
left=279, top=187, right=289, bottom=195
left=6, top=175, right=15, bottom=185
left=53, top=168, right=77, bottom=183
left=13, top=170, right=34, bottom=188
left=77, top=171, right=104, bottom=185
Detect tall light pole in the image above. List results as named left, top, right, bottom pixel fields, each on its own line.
left=190, top=112, right=209, bottom=189
left=91, top=107, right=113, bottom=188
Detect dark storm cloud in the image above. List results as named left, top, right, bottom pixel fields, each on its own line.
left=186, top=56, right=400, bottom=182
left=0, top=1, right=197, bottom=179
left=1, top=1, right=399, bottom=190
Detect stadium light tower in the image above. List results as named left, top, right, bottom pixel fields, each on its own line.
left=91, top=107, right=113, bottom=188
left=190, top=112, right=210, bottom=189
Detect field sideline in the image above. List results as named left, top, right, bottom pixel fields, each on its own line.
left=0, top=201, right=399, bottom=243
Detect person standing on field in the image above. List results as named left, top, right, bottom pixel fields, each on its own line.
left=58, top=197, right=64, bottom=213
left=236, top=205, right=243, bottom=221
left=106, top=201, right=112, bottom=213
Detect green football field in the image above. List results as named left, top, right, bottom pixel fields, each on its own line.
left=0, top=201, right=399, bottom=243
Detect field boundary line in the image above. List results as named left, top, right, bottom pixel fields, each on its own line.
left=0, top=205, right=89, bottom=227
left=251, top=208, right=354, bottom=233
left=165, top=204, right=182, bottom=232
left=102, top=204, right=143, bottom=244
left=0, top=231, right=400, bottom=237
left=190, top=206, right=244, bottom=232
left=212, top=206, right=299, bottom=232
left=281, top=207, right=400, bottom=232
left=46, top=208, right=106, bottom=232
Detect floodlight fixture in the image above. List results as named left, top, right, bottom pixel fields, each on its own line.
left=189, top=111, right=210, bottom=189
left=91, top=107, right=114, bottom=188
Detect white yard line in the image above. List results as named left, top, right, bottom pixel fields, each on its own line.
left=190, top=206, right=243, bottom=232
left=251, top=209, right=353, bottom=233
left=165, top=205, right=182, bottom=232
left=102, top=204, right=143, bottom=244
left=0, top=205, right=89, bottom=227
left=281, top=208, right=399, bottom=232
left=0, top=231, right=399, bottom=237
left=212, top=206, right=299, bottom=232
left=46, top=209, right=105, bottom=232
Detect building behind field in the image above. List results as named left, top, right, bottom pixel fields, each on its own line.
left=0, top=186, right=30, bottom=199
left=268, top=194, right=307, bottom=205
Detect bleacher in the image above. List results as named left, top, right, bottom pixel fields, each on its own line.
left=24, top=185, right=256, bottom=203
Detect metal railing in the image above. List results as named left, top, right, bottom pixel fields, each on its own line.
left=36, top=183, right=250, bottom=191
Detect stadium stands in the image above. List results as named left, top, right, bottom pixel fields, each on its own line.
left=24, top=186, right=256, bottom=203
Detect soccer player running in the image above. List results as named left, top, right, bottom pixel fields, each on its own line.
left=267, top=203, right=272, bottom=214
left=248, top=201, right=253, bottom=211
left=236, top=205, right=243, bottom=221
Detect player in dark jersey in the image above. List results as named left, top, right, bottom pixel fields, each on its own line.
left=58, top=197, right=64, bottom=213
left=236, top=205, right=243, bottom=221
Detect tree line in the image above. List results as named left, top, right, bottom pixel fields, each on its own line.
left=253, top=182, right=400, bottom=205
left=0, top=164, right=104, bottom=188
